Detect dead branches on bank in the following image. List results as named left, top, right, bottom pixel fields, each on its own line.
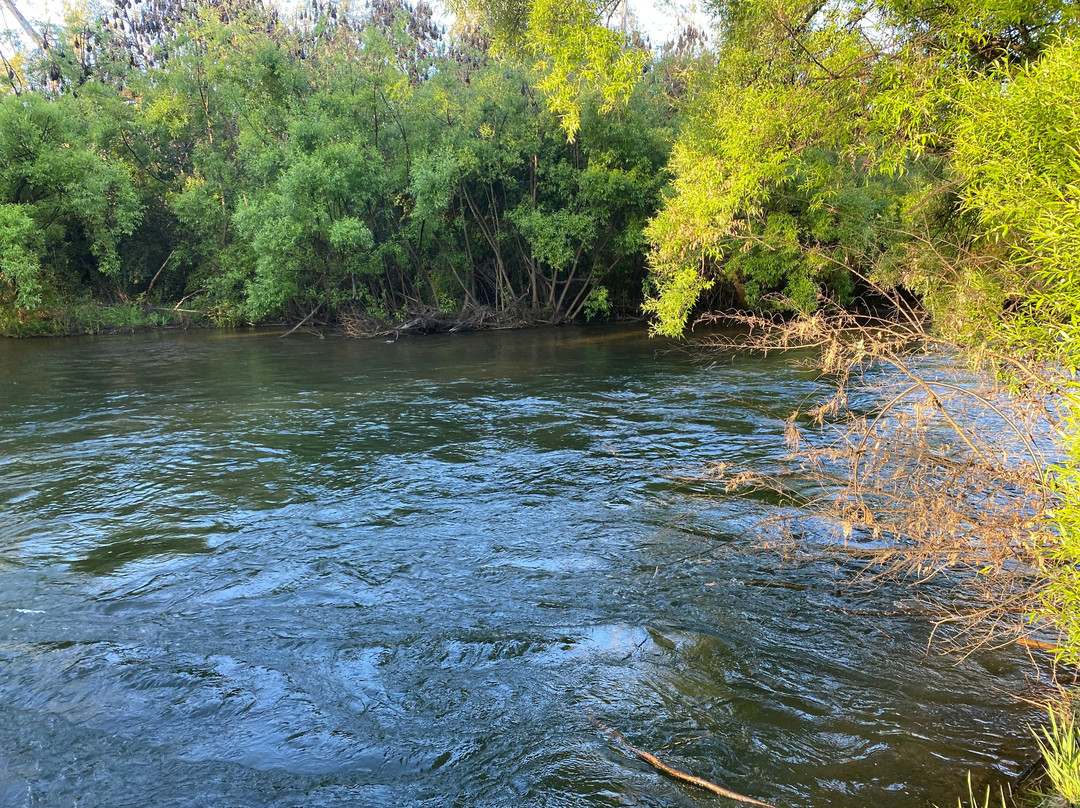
left=339, top=303, right=543, bottom=338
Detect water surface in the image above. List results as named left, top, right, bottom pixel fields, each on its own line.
left=0, top=325, right=1041, bottom=807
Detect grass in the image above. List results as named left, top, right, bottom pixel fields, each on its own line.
left=0, top=300, right=203, bottom=337
left=941, top=772, right=1006, bottom=808
left=1035, top=702, right=1080, bottom=805
left=941, top=700, right=1080, bottom=808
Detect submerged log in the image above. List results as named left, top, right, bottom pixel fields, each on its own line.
left=589, top=716, right=779, bottom=807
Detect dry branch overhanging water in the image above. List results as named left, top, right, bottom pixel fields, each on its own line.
left=684, top=307, right=1068, bottom=658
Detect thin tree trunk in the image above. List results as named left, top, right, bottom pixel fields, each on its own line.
left=280, top=300, right=323, bottom=338
left=553, top=242, right=588, bottom=319
left=0, top=0, right=45, bottom=50
left=462, top=186, right=512, bottom=309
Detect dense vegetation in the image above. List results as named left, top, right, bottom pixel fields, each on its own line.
left=6, top=0, right=1080, bottom=798
left=454, top=0, right=1080, bottom=789
left=0, top=0, right=680, bottom=334
left=460, top=0, right=1079, bottom=352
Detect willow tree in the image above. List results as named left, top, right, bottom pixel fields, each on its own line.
left=636, top=0, right=1079, bottom=337
left=454, top=0, right=1080, bottom=664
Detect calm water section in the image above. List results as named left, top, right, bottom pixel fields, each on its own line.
left=0, top=325, right=1040, bottom=807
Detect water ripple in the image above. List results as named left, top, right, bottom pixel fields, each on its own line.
left=0, top=325, right=1041, bottom=807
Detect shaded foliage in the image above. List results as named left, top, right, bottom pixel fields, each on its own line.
left=1, top=0, right=676, bottom=330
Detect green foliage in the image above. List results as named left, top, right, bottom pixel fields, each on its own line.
left=639, top=0, right=1080, bottom=336
left=395, top=51, right=671, bottom=322
left=0, top=93, right=141, bottom=309
left=0, top=204, right=45, bottom=309
left=525, top=0, right=647, bottom=138
left=61, top=301, right=187, bottom=334
left=1033, top=701, right=1080, bottom=804
left=582, top=284, right=610, bottom=320
left=0, top=0, right=672, bottom=330
left=453, top=0, right=648, bottom=140
left=0, top=300, right=188, bottom=337
left=1041, top=400, right=1080, bottom=666
left=641, top=0, right=897, bottom=334
left=938, top=773, right=1006, bottom=808
left=951, top=37, right=1080, bottom=369
left=235, top=114, right=381, bottom=320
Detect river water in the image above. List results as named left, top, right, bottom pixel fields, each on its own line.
left=0, top=324, right=1042, bottom=807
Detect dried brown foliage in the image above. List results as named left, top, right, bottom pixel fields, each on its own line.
left=688, top=295, right=1070, bottom=656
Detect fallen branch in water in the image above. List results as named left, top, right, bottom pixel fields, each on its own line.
left=280, top=300, right=324, bottom=338
left=339, top=302, right=546, bottom=338
left=588, top=715, right=778, bottom=807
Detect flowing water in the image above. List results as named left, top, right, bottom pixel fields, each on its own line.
left=0, top=325, right=1043, bottom=807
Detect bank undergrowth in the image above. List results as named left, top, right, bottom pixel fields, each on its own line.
left=0, top=300, right=198, bottom=337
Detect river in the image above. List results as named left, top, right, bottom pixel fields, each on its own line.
left=0, top=324, right=1041, bottom=807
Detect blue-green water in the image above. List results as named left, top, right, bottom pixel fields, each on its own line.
left=0, top=325, right=1040, bottom=807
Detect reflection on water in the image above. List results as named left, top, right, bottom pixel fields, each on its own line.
left=0, top=325, right=1040, bottom=807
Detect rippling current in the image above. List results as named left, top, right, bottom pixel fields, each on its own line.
left=0, top=325, right=1042, bottom=807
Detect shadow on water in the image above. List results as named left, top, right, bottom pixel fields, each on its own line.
left=67, top=534, right=213, bottom=575
left=0, top=324, right=1044, bottom=807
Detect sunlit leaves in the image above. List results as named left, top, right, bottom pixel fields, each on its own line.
left=641, top=0, right=878, bottom=334
left=452, top=0, right=647, bottom=140
left=951, top=37, right=1080, bottom=368
left=642, top=0, right=1080, bottom=337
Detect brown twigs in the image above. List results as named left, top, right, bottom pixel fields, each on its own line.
left=683, top=291, right=1067, bottom=657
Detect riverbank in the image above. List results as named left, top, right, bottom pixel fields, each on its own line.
left=0, top=300, right=646, bottom=338
left=0, top=301, right=202, bottom=337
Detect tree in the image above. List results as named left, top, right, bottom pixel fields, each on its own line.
left=635, top=0, right=1079, bottom=337
left=0, top=93, right=140, bottom=309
